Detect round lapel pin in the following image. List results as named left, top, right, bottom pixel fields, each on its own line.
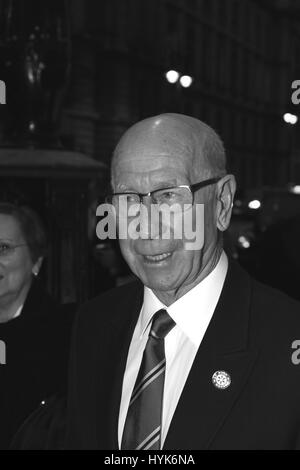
left=212, top=370, right=231, bottom=390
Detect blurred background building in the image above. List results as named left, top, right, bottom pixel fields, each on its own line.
left=0, top=0, right=300, bottom=301
left=60, top=0, right=300, bottom=184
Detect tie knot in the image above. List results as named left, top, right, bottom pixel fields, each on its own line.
left=149, top=309, right=176, bottom=339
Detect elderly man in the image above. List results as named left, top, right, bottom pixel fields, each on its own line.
left=66, top=113, right=300, bottom=450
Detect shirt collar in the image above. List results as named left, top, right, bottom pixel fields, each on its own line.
left=139, top=251, right=228, bottom=345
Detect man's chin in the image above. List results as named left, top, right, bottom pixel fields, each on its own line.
left=142, top=274, right=177, bottom=294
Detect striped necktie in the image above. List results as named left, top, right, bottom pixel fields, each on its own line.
left=121, top=309, right=176, bottom=450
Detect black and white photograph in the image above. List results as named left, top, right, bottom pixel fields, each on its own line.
left=0, top=0, right=300, bottom=453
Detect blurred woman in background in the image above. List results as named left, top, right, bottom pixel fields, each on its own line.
left=0, top=203, right=74, bottom=449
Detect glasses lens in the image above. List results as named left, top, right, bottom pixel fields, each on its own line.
left=112, top=194, right=141, bottom=217
left=0, top=243, right=13, bottom=257
left=153, top=187, right=192, bottom=212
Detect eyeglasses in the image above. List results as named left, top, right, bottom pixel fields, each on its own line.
left=105, top=176, right=222, bottom=216
left=0, top=243, right=28, bottom=258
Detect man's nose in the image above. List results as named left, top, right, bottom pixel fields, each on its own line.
left=139, top=197, right=160, bottom=239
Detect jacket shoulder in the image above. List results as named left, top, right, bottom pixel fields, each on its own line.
left=250, top=277, right=300, bottom=342
left=75, top=280, right=143, bottom=325
left=252, top=278, right=300, bottom=315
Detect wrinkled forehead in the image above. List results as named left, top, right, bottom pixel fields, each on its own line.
left=112, top=115, right=205, bottom=179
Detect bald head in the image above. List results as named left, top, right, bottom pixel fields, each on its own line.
left=110, top=113, right=236, bottom=305
left=111, top=113, right=226, bottom=187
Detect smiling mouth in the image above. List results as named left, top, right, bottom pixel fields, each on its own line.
left=143, top=252, right=172, bottom=263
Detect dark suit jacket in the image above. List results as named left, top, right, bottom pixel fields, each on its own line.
left=65, top=261, right=300, bottom=450
left=0, top=280, right=75, bottom=449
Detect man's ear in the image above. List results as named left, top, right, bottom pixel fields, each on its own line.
left=216, top=174, right=236, bottom=232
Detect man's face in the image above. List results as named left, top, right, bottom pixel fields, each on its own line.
left=112, top=118, right=220, bottom=299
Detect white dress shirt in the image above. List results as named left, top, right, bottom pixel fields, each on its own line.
left=118, top=251, right=228, bottom=448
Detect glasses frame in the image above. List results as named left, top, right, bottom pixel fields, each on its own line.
left=106, top=176, right=223, bottom=206
left=0, top=243, right=28, bottom=257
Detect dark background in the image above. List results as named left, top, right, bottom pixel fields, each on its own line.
left=62, top=0, right=300, bottom=184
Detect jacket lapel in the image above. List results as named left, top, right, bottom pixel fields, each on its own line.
left=163, top=261, right=259, bottom=450
left=95, top=281, right=144, bottom=449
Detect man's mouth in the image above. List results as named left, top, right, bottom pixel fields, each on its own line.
left=143, top=252, right=172, bottom=263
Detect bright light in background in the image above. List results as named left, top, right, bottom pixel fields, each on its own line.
left=290, top=185, right=300, bottom=195
left=283, top=113, right=298, bottom=125
left=179, top=75, right=193, bottom=88
left=165, top=70, right=179, bottom=84
left=165, top=72, right=194, bottom=87
left=238, top=236, right=251, bottom=249
left=248, top=199, right=261, bottom=210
